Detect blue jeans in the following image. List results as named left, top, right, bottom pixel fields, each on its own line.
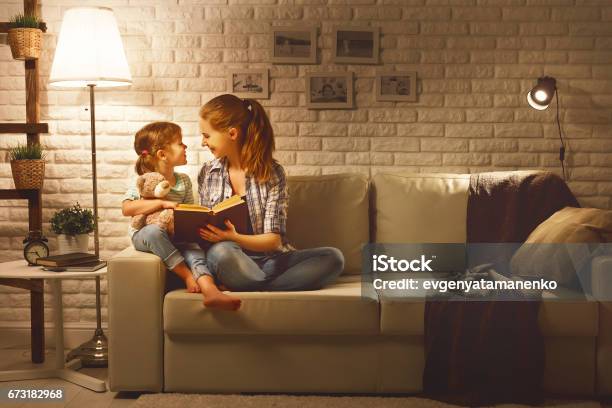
left=206, top=241, right=345, bottom=291
left=131, top=225, right=212, bottom=280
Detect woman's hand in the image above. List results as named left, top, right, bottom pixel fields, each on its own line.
left=161, top=200, right=178, bottom=209
left=198, top=219, right=238, bottom=243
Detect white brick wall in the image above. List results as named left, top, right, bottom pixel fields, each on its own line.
left=1, top=0, right=611, bottom=327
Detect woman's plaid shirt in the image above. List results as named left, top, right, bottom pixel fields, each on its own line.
left=197, top=156, right=297, bottom=255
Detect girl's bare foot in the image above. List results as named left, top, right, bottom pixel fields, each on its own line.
left=185, top=276, right=201, bottom=293
left=172, top=262, right=201, bottom=293
left=203, top=292, right=242, bottom=311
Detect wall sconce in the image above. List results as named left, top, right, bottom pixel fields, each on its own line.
left=527, top=76, right=566, bottom=180
left=527, top=76, right=556, bottom=110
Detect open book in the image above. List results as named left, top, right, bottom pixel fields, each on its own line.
left=174, top=195, right=249, bottom=243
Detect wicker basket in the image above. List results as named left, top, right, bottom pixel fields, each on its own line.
left=11, top=159, right=45, bottom=189
left=7, top=28, right=42, bottom=60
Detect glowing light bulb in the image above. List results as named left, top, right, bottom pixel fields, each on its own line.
left=534, top=90, right=548, bottom=102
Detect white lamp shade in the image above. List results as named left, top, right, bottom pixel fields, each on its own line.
left=49, top=7, right=131, bottom=88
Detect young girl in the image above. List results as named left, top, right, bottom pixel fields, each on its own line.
left=121, top=121, right=241, bottom=311
left=196, top=94, right=345, bottom=296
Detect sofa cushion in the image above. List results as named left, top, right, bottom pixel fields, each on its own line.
left=511, top=207, right=612, bottom=287
left=376, top=273, right=598, bottom=337
left=286, top=173, right=369, bottom=275
left=371, top=173, right=469, bottom=244
left=164, top=276, right=379, bottom=336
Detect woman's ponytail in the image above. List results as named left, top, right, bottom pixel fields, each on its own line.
left=242, top=98, right=276, bottom=183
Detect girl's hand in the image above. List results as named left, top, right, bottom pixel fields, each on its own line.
left=161, top=200, right=178, bottom=209
left=198, top=219, right=238, bottom=243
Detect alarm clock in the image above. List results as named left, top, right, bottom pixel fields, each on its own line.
left=23, top=231, right=49, bottom=266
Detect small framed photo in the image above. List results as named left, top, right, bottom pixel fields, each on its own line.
left=271, top=27, right=317, bottom=64
left=306, top=72, right=354, bottom=109
left=375, top=71, right=417, bottom=102
left=227, top=69, right=269, bottom=99
left=332, top=27, right=380, bottom=64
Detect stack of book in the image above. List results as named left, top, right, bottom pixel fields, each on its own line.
left=36, top=253, right=106, bottom=272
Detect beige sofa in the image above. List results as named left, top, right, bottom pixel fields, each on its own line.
left=108, top=171, right=612, bottom=396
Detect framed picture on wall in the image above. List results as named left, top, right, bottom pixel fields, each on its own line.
left=306, top=72, right=354, bottom=109
left=271, top=26, right=317, bottom=64
left=332, top=27, right=379, bottom=64
left=375, top=71, right=417, bottom=102
left=227, top=69, right=269, bottom=99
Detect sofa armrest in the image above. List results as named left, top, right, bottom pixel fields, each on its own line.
left=108, top=246, right=166, bottom=392
left=593, top=255, right=612, bottom=396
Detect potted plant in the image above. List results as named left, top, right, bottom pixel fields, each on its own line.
left=50, top=203, right=94, bottom=254
left=7, top=13, right=43, bottom=60
left=8, top=143, right=46, bottom=189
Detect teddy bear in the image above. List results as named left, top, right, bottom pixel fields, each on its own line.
left=130, top=172, right=175, bottom=236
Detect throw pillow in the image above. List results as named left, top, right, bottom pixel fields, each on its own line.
left=510, top=207, right=612, bottom=288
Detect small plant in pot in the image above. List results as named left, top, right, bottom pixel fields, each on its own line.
left=50, top=203, right=94, bottom=254
left=7, top=13, right=43, bottom=60
left=8, top=143, right=46, bottom=190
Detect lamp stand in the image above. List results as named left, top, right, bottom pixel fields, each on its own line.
left=66, top=84, right=108, bottom=367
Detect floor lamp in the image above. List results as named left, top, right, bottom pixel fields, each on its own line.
left=49, top=7, right=132, bottom=367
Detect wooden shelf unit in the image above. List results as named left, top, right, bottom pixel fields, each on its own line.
left=0, top=189, right=42, bottom=233
left=0, top=123, right=48, bottom=134
left=0, top=22, right=46, bottom=33
left=0, top=0, right=47, bottom=364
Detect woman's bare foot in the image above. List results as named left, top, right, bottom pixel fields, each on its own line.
left=203, top=292, right=242, bottom=311
left=197, top=275, right=241, bottom=311
left=185, top=276, right=201, bottom=293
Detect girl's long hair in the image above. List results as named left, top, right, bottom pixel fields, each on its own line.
left=199, top=94, right=276, bottom=183
left=133, top=122, right=181, bottom=175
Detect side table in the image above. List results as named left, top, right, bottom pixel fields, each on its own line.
left=0, top=260, right=107, bottom=392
